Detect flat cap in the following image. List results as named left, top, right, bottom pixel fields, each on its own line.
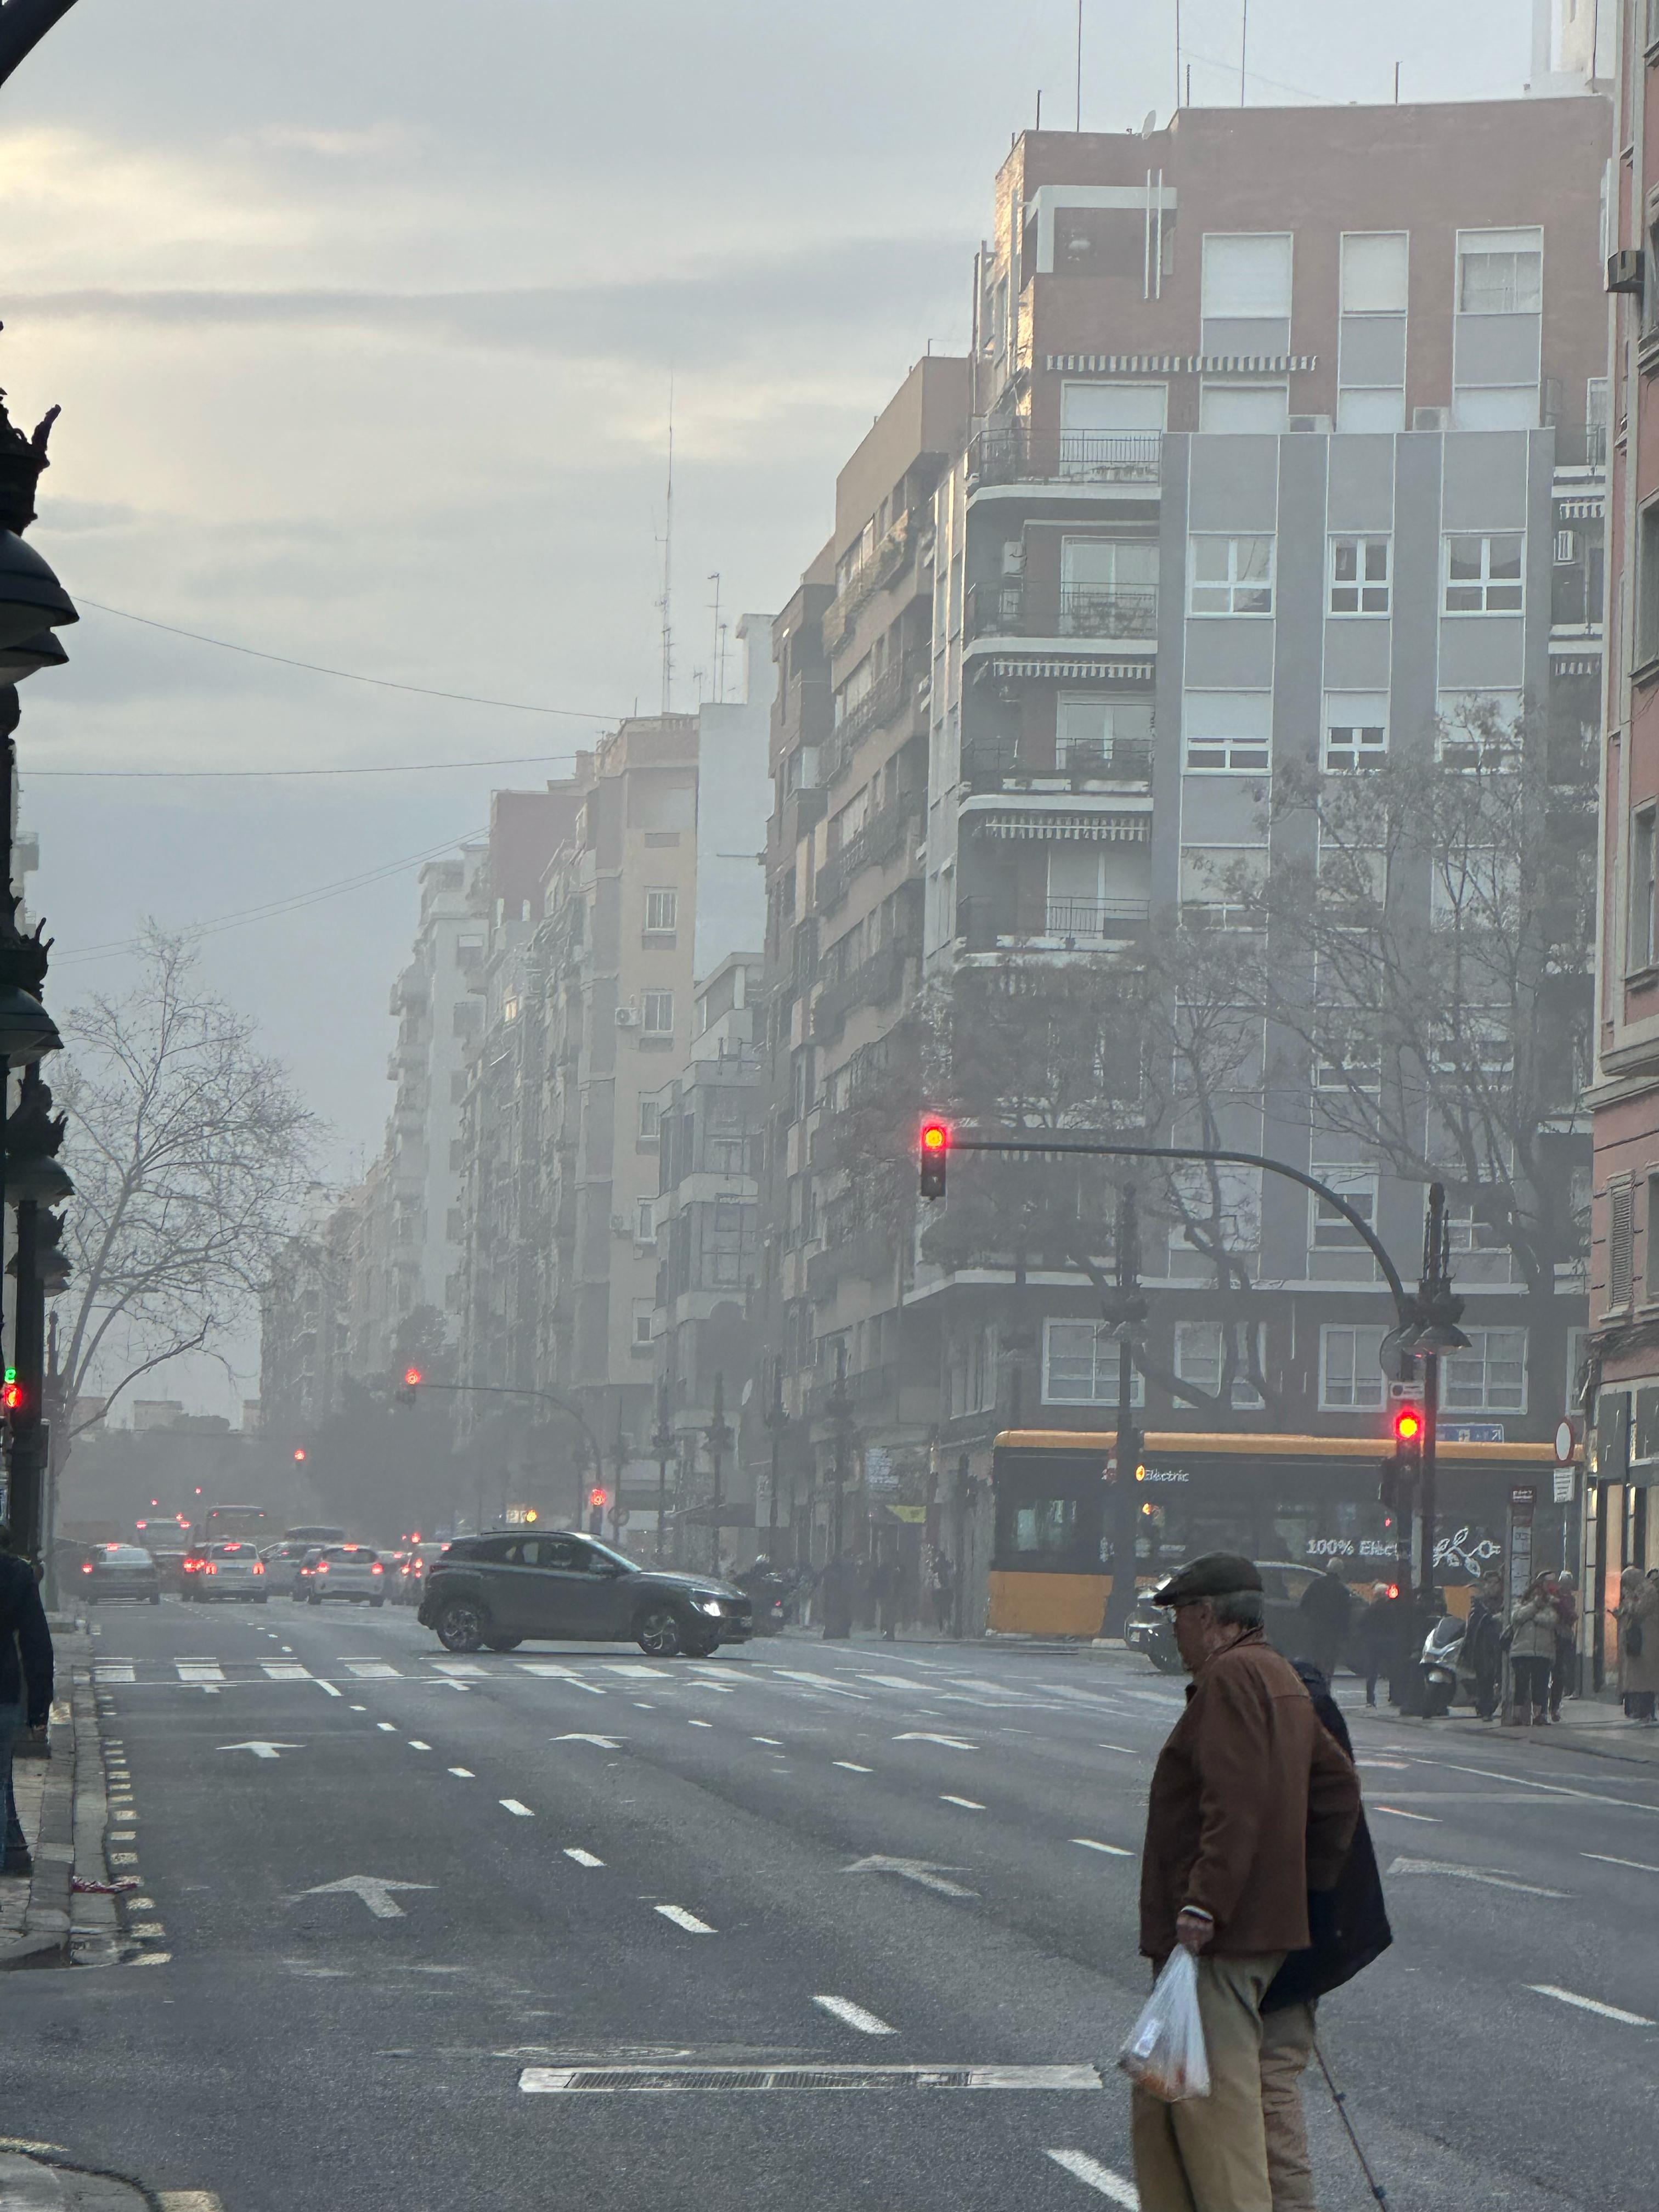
left=1150, top=1552, right=1263, bottom=1607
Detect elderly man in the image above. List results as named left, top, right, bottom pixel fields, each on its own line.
left=1132, top=1554, right=1361, bottom=2212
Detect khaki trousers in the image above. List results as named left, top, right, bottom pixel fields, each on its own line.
left=1131, top=1951, right=1286, bottom=2212
left=1259, top=2001, right=1318, bottom=2211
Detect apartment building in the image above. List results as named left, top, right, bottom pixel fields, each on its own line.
left=906, top=92, right=1607, bottom=1500
left=258, top=1193, right=359, bottom=1434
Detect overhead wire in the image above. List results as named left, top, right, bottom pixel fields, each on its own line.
left=29, top=752, right=580, bottom=781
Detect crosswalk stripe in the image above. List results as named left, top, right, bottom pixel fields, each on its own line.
left=1046, top=2149, right=1139, bottom=2204
left=176, top=1663, right=224, bottom=1682
left=655, top=1905, right=714, bottom=1933
left=1071, top=1838, right=1132, bottom=1858
left=1526, top=1983, right=1655, bottom=2027
left=262, top=1662, right=310, bottom=1679
left=812, top=1994, right=896, bottom=2035
left=94, top=1665, right=136, bottom=1683
left=564, top=1848, right=604, bottom=1868
left=343, top=1661, right=400, bottom=1678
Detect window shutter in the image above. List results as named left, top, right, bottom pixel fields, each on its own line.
left=1610, top=1183, right=1635, bottom=1311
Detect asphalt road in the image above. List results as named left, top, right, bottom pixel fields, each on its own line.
left=6, top=1597, right=1657, bottom=2211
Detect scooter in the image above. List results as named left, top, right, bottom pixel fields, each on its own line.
left=1418, top=1612, right=1469, bottom=1717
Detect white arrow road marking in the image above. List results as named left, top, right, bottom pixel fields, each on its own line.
left=1072, top=1838, right=1133, bottom=1858
left=216, top=1742, right=303, bottom=1760
left=1046, top=2149, right=1139, bottom=2205
left=299, top=1876, right=434, bottom=1920
left=812, top=1995, right=895, bottom=2035
left=500, top=1799, right=534, bottom=1817
left=1387, top=1855, right=1568, bottom=1897
left=843, top=1855, right=977, bottom=1899
left=550, top=1734, right=623, bottom=1749
left=655, top=1905, right=714, bottom=1933
left=893, top=1733, right=978, bottom=1751
left=1527, top=1984, right=1654, bottom=2026
left=563, top=1848, right=604, bottom=1868
left=1583, top=1852, right=1659, bottom=1874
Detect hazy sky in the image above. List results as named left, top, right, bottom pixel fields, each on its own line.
left=2, top=0, right=1544, bottom=1410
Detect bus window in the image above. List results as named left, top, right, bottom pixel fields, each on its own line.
left=1013, top=1499, right=1078, bottom=1555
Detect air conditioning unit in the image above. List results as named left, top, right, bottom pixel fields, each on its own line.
left=1287, top=414, right=1333, bottom=434
left=1607, top=249, right=1645, bottom=296
left=614, top=1005, right=639, bottom=1028
left=1412, top=407, right=1452, bottom=432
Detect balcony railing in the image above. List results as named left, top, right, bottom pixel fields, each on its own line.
left=961, top=740, right=1153, bottom=796
left=815, top=797, right=922, bottom=912
left=811, top=937, right=915, bottom=1040
left=1043, top=898, right=1152, bottom=939
left=967, top=581, right=1158, bottom=642
left=804, top=1361, right=898, bottom=1421
left=956, top=895, right=1148, bottom=952
left=969, top=427, right=1162, bottom=488
left=822, top=662, right=915, bottom=783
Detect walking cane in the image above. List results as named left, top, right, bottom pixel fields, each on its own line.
left=1313, top=2039, right=1390, bottom=2208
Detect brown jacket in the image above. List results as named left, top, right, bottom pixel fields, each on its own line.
left=1139, top=1628, right=1361, bottom=1960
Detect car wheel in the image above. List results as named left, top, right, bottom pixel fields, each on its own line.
left=1149, top=1650, right=1184, bottom=1675
left=483, top=1635, right=521, bottom=1652
left=371, top=1598, right=386, bottom=1609
left=307, top=1592, right=321, bottom=1606
left=634, top=1605, right=686, bottom=1658
left=436, top=1598, right=488, bottom=1654
left=684, top=1635, right=719, bottom=1660
left=149, top=1593, right=160, bottom=1605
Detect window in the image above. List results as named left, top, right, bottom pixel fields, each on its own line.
left=1041, top=1319, right=1144, bottom=1407
left=1340, top=232, right=1408, bottom=315
left=1183, top=691, right=1271, bottom=774
left=1199, top=384, right=1289, bottom=435
left=1323, top=692, right=1388, bottom=772
left=456, top=935, right=484, bottom=970
left=645, top=888, right=678, bottom=933
left=638, top=1096, right=661, bottom=1142
left=1610, top=1182, right=1635, bottom=1310
left=1189, top=534, right=1274, bottom=616
left=1310, top=1170, right=1379, bottom=1251
left=632, top=1299, right=656, bottom=1347
left=1011, top=1498, right=1080, bottom=1557
left=1329, top=537, right=1390, bottom=615
left=1437, top=689, right=1521, bottom=768
left=1443, top=1327, right=1527, bottom=1414
left=1173, top=1320, right=1266, bottom=1410
left=641, top=990, right=674, bottom=1035
left=1457, top=229, right=1542, bottom=315
left=1201, top=233, right=1294, bottom=319
left=635, top=1198, right=656, bottom=1244
left=1443, top=533, right=1523, bottom=614
left=1056, top=692, right=1153, bottom=769
left=1630, top=808, right=1657, bottom=972
left=1320, top=1325, right=1387, bottom=1411
left=1638, top=501, right=1659, bottom=669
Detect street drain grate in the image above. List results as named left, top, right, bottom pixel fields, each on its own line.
left=520, top=2064, right=1101, bottom=2094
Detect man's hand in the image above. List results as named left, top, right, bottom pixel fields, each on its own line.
left=1175, top=1909, right=1213, bottom=1955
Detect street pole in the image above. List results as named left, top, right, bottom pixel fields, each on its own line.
left=1101, top=1184, right=1147, bottom=1640
left=765, top=1354, right=783, bottom=1551
left=830, top=1340, right=851, bottom=1562
left=612, top=1396, right=627, bottom=1544
left=651, top=1378, right=673, bottom=1564
left=706, top=1371, right=732, bottom=1576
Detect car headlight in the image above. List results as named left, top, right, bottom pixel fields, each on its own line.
left=692, top=1594, right=724, bottom=1616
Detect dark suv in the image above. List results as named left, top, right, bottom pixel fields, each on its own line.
left=418, top=1532, right=753, bottom=1658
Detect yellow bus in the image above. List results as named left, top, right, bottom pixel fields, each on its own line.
left=989, top=1428, right=1566, bottom=1638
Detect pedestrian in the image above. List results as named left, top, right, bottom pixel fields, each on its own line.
left=819, top=1552, right=855, bottom=1641
left=1259, top=1657, right=1392, bottom=2212
left=1353, top=1582, right=1392, bottom=1707
left=1505, top=1572, right=1559, bottom=1725
left=1133, top=1554, right=1360, bottom=2212
left=1615, top=1565, right=1659, bottom=1722
left=1461, top=1569, right=1505, bottom=1722
left=0, top=1523, right=54, bottom=1878
left=1296, top=1565, right=1353, bottom=1683
left=870, top=1551, right=899, bottom=1640
left=930, top=1551, right=955, bottom=1635
left=1549, top=1569, right=1578, bottom=1720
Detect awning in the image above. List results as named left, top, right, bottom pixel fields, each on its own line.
left=985, top=657, right=1155, bottom=683
left=973, top=812, right=1149, bottom=842
left=1557, top=499, right=1604, bottom=521
left=1045, top=353, right=1317, bottom=375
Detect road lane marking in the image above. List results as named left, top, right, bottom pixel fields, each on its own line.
left=563, top=1848, right=604, bottom=1868
left=408, top=1741, right=432, bottom=1751
left=1424, top=1759, right=1659, bottom=1815
left=500, top=1799, right=534, bottom=1817
left=375, top=1722, right=397, bottom=1733
left=1374, top=1805, right=1439, bottom=1822
left=753, top=1736, right=784, bottom=1745
left=893, top=1733, right=978, bottom=1750
left=1583, top=1852, right=1659, bottom=1874
left=159, top=2194, right=227, bottom=2210
left=550, top=1734, right=623, bottom=1749
left=1527, top=1984, right=1654, bottom=2026
left=342, top=1661, right=400, bottom=1678
left=1095, top=1745, right=1138, bottom=1756
left=1071, top=1838, right=1132, bottom=1858
left=834, top=1760, right=873, bottom=1773
left=843, top=1855, right=976, bottom=1898
left=217, top=1741, right=302, bottom=1761
left=1386, top=1855, right=1568, bottom=1897
left=687, top=1719, right=714, bottom=1729
left=655, top=1905, right=714, bottom=1933
left=1046, top=2149, right=1139, bottom=2204
left=176, top=1663, right=224, bottom=1683
left=262, top=1663, right=311, bottom=1680
left=348, top=1704, right=366, bottom=1712
left=633, top=1702, right=656, bottom=1709
left=941, top=1795, right=984, bottom=1810
left=447, top=1767, right=474, bottom=1778
left=520, top=2062, right=1099, bottom=2092
left=1357, top=1758, right=1410, bottom=1770
left=812, top=1995, right=896, bottom=2035
left=315, top=1681, right=343, bottom=1698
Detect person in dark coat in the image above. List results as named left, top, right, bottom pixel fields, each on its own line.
left=1296, top=1567, right=1354, bottom=1681
left=1258, top=1657, right=1391, bottom=2212
left=0, top=1526, right=55, bottom=1876
left=1352, top=1582, right=1393, bottom=1707
left=1459, top=1570, right=1504, bottom=1720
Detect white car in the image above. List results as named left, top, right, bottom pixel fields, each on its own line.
left=193, top=1541, right=269, bottom=1603
left=306, top=1544, right=388, bottom=1607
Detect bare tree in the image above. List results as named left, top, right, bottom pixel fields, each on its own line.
left=52, top=926, right=317, bottom=1438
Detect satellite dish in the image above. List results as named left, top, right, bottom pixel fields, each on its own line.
left=1141, top=109, right=1157, bottom=136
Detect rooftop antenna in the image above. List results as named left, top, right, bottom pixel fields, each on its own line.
left=1075, top=0, right=1083, bottom=130
left=1240, top=0, right=1248, bottom=105
left=708, top=571, right=723, bottom=704
left=1174, top=0, right=1181, bottom=109
left=658, top=377, right=675, bottom=716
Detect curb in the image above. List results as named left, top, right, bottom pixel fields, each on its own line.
left=0, top=1693, right=77, bottom=1970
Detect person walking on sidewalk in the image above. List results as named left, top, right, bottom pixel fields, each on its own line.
left=1353, top=1583, right=1392, bottom=1707
left=1549, top=1570, right=1578, bottom=1720
left=1296, top=1566, right=1353, bottom=1684
left=1133, top=1555, right=1361, bottom=2212
left=930, top=1551, right=955, bottom=1635
left=1506, top=1573, right=1559, bottom=1725
left=0, top=1524, right=55, bottom=1877
left=1462, top=1569, right=1505, bottom=1722
left=1615, top=1566, right=1659, bottom=1723
left=1258, top=1658, right=1392, bottom=2212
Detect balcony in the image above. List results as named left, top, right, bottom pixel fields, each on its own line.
left=968, top=581, right=1158, bottom=644
left=956, top=895, right=1148, bottom=955
left=805, top=1222, right=895, bottom=1302
left=811, top=937, right=915, bottom=1042
left=804, top=1361, right=898, bottom=1422
left=961, top=739, right=1153, bottom=798
left=821, top=662, right=915, bottom=784
left=815, top=798, right=922, bottom=913
left=826, top=512, right=915, bottom=645
left=968, top=427, right=1161, bottom=490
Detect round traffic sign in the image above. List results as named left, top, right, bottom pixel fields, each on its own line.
left=1554, top=1418, right=1575, bottom=1465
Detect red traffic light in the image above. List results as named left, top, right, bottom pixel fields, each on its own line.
left=588, top=1487, right=608, bottom=1510
left=921, top=1119, right=949, bottom=1153
left=1393, top=1407, right=1423, bottom=1445
left=919, top=1118, right=951, bottom=1200
left=404, top=1367, right=423, bottom=1388
left=292, top=1447, right=308, bottom=1463
left=1, top=1380, right=25, bottom=1414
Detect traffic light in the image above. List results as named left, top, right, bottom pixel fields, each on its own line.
left=1393, top=1403, right=1423, bottom=1465
left=918, top=1118, right=950, bottom=1200
left=292, top=1447, right=308, bottom=1464
left=2, top=1368, right=25, bottom=1416
left=396, top=1365, right=422, bottom=1407
left=588, top=1485, right=608, bottom=1537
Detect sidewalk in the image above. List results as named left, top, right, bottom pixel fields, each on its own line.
left=1, top=1615, right=124, bottom=1971
left=0, top=2152, right=153, bottom=2210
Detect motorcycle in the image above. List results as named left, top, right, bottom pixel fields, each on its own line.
left=737, top=1565, right=791, bottom=1635
left=1418, top=1612, right=1469, bottom=1717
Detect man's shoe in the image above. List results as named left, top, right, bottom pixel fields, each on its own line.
left=2, top=1847, right=33, bottom=1877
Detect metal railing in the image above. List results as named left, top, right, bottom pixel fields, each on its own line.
left=969, top=427, right=1162, bottom=487
left=968, top=581, right=1157, bottom=641
left=962, top=738, right=1153, bottom=794
left=955, top=896, right=1148, bottom=951
left=1043, top=898, right=1152, bottom=938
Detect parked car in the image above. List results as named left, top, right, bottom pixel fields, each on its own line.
left=418, top=1531, right=753, bottom=1657
left=306, top=1543, right=388, bottom=1607
left=79, top=1543, right=161, bottom=1605
left=189, top=1540, right=269, bottom=1603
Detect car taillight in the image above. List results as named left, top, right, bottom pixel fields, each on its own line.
left=205, top=1563, right=217, bottom=1575
left=81, top=1562, right=93, bottom=1575
left=252, top=1561, right=264, bottom=1575
left=371, top=1562, right=383, bottom=1575
left=317, top=1562, right=329, bottom=1573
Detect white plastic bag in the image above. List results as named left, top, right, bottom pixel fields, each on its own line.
left=1116, top=1946, right=1211, bottom=2102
